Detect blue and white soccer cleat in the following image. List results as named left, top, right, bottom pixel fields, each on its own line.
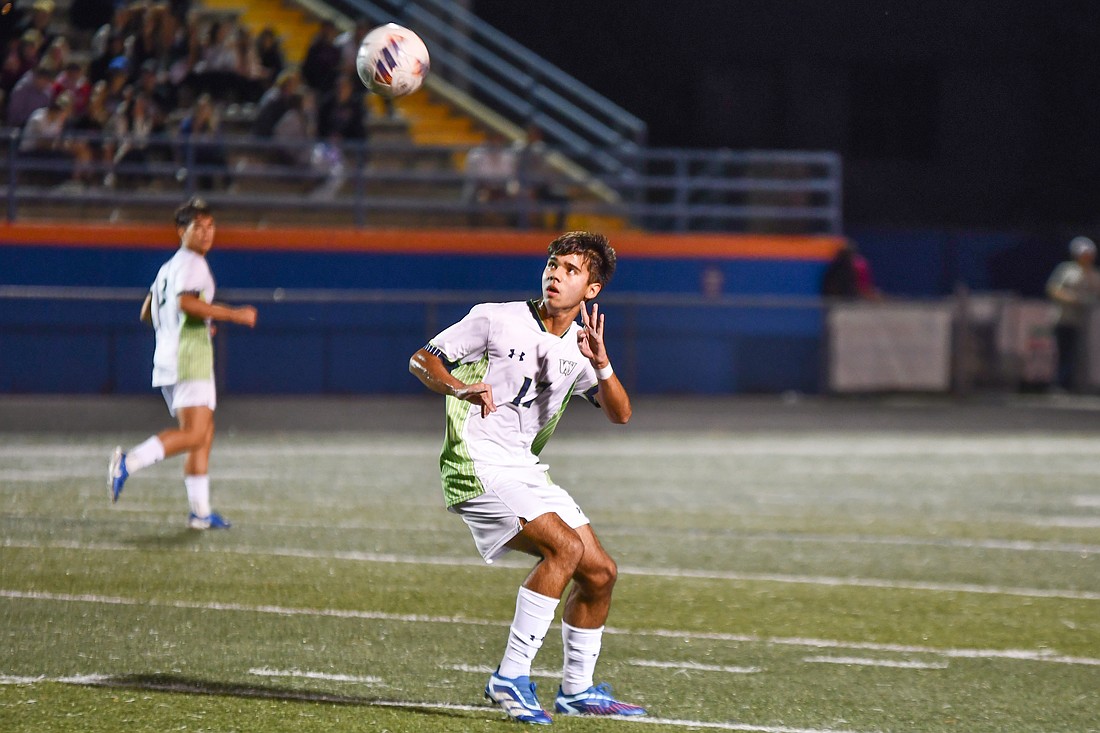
left=188, top=511, right=232, bottom=530
left=108, top=447, right=128, bottom=503
left=554, top=683, right=646, bottom=717
left=484, top=669, right=553, bottom=725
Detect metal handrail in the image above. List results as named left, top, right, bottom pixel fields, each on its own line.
left=327, top=0, right=646, bottom=174
left=1, top=129, right=840, bottom=233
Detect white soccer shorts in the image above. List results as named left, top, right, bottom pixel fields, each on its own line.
left=160, top=379, right=217, bottom=417
left=449, top=466, right=590, bottom=564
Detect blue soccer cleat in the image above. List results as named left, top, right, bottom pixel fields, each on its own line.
left=554, top=683, right=646, bottom=717
left=108, top=447, right=128, bottom=503
left=188, top=511, right=232, bottom=530
left=484, top=669, right=553, bottom=725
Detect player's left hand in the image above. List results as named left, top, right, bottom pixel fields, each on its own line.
left=578, top=301, right=609, bottom=367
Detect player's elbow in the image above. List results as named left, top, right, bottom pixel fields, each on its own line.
left=608, top=404, right=632, bottom=424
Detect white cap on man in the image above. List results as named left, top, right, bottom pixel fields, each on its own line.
left=1070, top=236, right=1096, bottom=259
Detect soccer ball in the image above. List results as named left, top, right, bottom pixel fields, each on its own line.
left=355, top=23, right=430, bottom=98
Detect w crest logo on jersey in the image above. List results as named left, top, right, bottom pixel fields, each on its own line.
left=559, top=359, right=578, bottom=376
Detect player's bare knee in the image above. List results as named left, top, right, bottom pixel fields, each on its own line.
left=581, top=555, right=618, bottom=594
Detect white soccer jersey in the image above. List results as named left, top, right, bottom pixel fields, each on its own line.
left=428, top=300, right=600, bottom=506
left=149, top=246, right=215, bottom=387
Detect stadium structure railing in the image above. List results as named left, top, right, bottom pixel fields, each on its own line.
left=0, top=130, right=841, bottom=233
left=320, top=0, right=648, bottom=176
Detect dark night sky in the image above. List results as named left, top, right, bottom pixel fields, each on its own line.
left=471, top=1, right=1100, bottom=230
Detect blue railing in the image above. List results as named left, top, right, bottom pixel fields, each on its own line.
left=1, top=129, right=841, bottom=233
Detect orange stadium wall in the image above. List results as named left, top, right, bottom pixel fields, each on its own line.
left=0, top=224, right=844, bottom=395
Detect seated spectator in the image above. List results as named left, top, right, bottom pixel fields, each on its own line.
left=463, top=130, right=519, bottom=225
left=254, top=26, right=285, bottom=88
left=19, top=91, right=91, bottom=186
left=178, top=92, right=229, bottom=190
left=106, top=92, right=156, bottom=187
left=252, top=67, right=299, bottom=137
left=513, top=124, right=570, bottom=230
left=88, top=30, right=126, bottom=85
left=17, top=0, right=56, bottom=55
left=229, top=25, right=264, bottom=103
left=7, top=62, right=54, bottom=127
left=1, top=29, right=45, bottom=96
left=271, top=91, right=312, bottom=166
left=70, top=78, right=115, bottom=179
left=317, top=73, right=366, bottom=146
left=53, top=61, right=91, bottom=117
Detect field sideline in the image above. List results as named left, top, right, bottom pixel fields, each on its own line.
left=1, top=395, right=1098, bottom=732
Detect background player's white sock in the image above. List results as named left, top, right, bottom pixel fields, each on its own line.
left=498, top=586, right=559, bottom=679
left=125, top=436, right=165, bottom=473
left=561, top=622, right=603, bottom=694
left=184, top=475, right=211, bottom=518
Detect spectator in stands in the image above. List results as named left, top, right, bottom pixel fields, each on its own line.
left=252, top=67, right=299, bottom=137
left=271, top=91, right=312, bottom=167
left=301, top=19, right=340, bottom=96
left=254, top=26, right=284, bottom=90
left=1, top=29, right=44, bottom=96
left=7, top=62, right=54, bottom=127
left=821, top=241, right=881, bottom=300
left=229, top=26, right=264, bottom=103
left=130, top=2, right=173, bottom=74
left=178, top=92, right=229, bottom=190
left=514, top=124, right=569, bottom=230
left=317, top=73, right=366, bottom=145
left=71, top=78, right=114, bottom=176
left=19, top=91, right=92, bottom=187
left=106, top=91, right=156, bottom=187
left=88, top=30, right=126, bottom=84
left=41, top=36, right=69, bottom=75
left=53, top=60, right=91, bottom=117
left=463, top=130, right=520, bottom=226
left=16, top=0, right=56, bottom=55
left=136, top=59, right=171, bottom=122
left=103, top=55, right=132, bottom=116
left=1046, top=236, right=1100, bottom=392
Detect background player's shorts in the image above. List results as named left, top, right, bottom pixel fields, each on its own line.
left=161, top=379, right=217, bottom=417
left=448, top=466, right=589, bottom=563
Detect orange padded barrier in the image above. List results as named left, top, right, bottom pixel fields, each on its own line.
left=0, top=223, right=845, bottom=261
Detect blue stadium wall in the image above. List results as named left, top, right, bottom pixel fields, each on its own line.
left=1, top=224, right=843, bottom=395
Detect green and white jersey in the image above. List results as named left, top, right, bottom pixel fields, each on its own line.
left=427, top=300, right=600, bottom=506
left=149, top=246, right=215, bottom=387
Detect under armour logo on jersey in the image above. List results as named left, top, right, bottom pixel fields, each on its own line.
left=560, top=359, right=578, bottom=375
left=508, top=349, right=525, bottom=361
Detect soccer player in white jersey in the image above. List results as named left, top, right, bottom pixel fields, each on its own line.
left=410, top=231, right=646, bottom=724
left=107, top=197, right=257, bottom=529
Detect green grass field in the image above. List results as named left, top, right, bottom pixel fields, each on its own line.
left=2, top=403, right=1099, bottom=732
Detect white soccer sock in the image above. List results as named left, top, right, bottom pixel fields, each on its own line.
left=561, top=622, right=604, bottom=695
left=184, top=475, right=211, bottom=518
left=498, top=586, right=559, bottom=679
left=125, top=436, right=165, bottom=473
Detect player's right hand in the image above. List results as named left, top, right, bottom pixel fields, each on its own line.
left=455, top=382, right=496, bottom=417
left=236, top=306, right=258, bottom=328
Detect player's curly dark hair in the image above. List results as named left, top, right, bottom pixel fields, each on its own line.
left=547, top=231, right=617, bottom=286
left=174, top=196, right=213, bottom=229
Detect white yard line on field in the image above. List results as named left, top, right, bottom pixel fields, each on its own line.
left=248, top=667, right=384, bottom=684
left=628, top=660, right=762, bottom=674
left=4, top=538, right=1098, bottom=601
left=803, top=656, right=949, bottom=670
left=3, top=588, right=1099, bottom=668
